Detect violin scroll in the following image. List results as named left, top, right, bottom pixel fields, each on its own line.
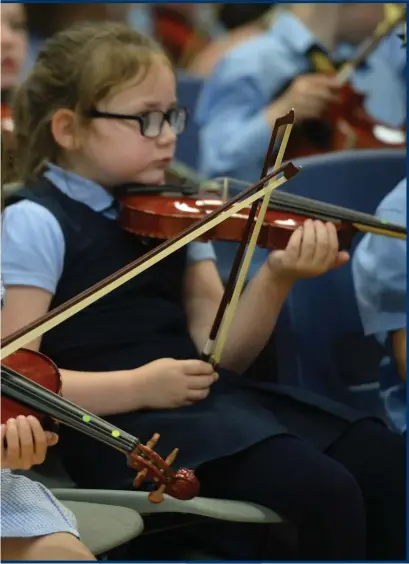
left=129, top=433, right=200, bottom=503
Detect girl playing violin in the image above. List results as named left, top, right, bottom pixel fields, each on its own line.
left=2, top=21, right=405, bottom=561
left=0, top=283, right=95, bottom=561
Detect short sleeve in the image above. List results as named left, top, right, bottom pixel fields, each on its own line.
left=2, top=200, right=65, bottom=294
left=196, top=37, right=288, bottom=179
left=186, top=242, right=216, bottom=264
left=352, top=186, right=406, bottom=337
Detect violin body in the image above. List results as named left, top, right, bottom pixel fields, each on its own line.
left=119, top=191, right=357, bottom=250
left=1, top=349, right=61, bottom=424
left=286, top=84, right=406, bottom=160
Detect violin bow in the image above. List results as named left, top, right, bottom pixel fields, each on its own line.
left=201, top=110, right=296, bottom=367
left=1, top=163, right=298, bottom=359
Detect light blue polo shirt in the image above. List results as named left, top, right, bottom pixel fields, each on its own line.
left=1, top=164, right=216, bottom=295
left=352, top=178, right=407, bottom=433
left=196, top=11, right=406, bottom=182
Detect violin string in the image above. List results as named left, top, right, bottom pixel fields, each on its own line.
left=269, top=191, right=406, bottom=234
left=212, top=177, right=405, bottom=234
left=1, top=372, right=130, bottom=450
left=2, top=374, right=114, bottom=447
left=1, top=367, right=137, bottom=452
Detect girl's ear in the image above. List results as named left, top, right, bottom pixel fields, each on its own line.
left=51, top=109, right=80, bottom=151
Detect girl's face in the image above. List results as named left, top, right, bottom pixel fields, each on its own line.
left=1, top=4, right=27, bottom=91
left=60, top=57, right=178, bottom=187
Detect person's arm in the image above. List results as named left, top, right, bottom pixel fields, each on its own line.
left=184, top=258, right=293, bottom=373
left=352, top=183, right=407, bottom=378
left=391, top=328, right=406, bottom=382
left=1, top=202, right=151, bottom=416
left=2, top=285, right=149, bottom=415
left=185, top=221, right=348, bottom=373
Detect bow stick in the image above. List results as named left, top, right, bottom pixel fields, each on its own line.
left=202, top=110, right=295, bottom=366
left=1, top=163, right=298, bottom=359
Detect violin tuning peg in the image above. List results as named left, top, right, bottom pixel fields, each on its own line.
left=146, top=433, right=160, bottom=449
left=148, top=484, right=167, bottom=504
left=165, top=448, right=179, bottom=466
left=133, top=468, right=148, bottom=488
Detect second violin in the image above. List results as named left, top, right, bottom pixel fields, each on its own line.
left=2, top=348, right=200, bottom=503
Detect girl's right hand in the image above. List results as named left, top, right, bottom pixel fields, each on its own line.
left=1, top=415, right=59, bottom=470
left=139, top=358, right=219, bottom=409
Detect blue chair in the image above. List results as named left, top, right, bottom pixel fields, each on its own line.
left=281, top=148, right=407, bottom=217
left=272, top=148, right=406, bottom=409
left=273, top=261, right=386, bottom=414
left=176, top=72, right=205, bottom=170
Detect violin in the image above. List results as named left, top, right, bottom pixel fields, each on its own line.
left=1, top=347, right=200, bottom=504
left=116, top=178, right=407, bottom=251
left=286, top=7, right=407, bottom=159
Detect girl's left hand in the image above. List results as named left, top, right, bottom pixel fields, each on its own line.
left=267, top=219, right=350, bottom=281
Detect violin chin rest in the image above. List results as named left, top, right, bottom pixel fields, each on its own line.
left=52, top=488, right=283, bottom=523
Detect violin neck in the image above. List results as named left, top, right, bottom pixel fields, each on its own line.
left=353, top=223, right=407, bottom=240
left=1, top=367, right=139, bottom=455
left=270, top=191, right=407, bottom=238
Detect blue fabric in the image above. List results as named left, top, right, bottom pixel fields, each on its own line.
left=352, top=179, right=407, bottom=432
left=2, top=164, right=216, bottom=294
left=196, top=11, right=406, bottom=181
left=1, top=470, right=78, bottom=538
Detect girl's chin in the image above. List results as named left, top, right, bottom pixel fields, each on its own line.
left=136, top=171, right=166, bottom=185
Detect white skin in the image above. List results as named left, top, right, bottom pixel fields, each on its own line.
left=1, top=3, right=27, bottom=92
left=2, top=55, right=350, bottom=415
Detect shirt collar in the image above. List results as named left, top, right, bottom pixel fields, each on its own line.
left=44, top=162, right=114, bottom=213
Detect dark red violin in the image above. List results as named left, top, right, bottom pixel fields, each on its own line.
left=2, top=348, right=200, bottom=503
left=116, top=179, right=407, bottom=251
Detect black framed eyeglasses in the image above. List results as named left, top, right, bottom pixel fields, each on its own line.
left=85, top=106, right=188, bottom=139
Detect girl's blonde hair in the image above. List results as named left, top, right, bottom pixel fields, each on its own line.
left=11, top=21, right=169, bottom=183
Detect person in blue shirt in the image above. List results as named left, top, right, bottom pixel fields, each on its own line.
left=352, top=179, right=407, bottom=434
left=2, top=21, right=405, bottom=561
left=196, top=4, right=406, bottom=182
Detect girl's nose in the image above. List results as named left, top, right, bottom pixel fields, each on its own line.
left=157, top=120, right=177, bottom=146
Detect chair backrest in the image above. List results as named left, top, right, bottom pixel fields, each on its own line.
left=175, top=72, right=205, bottom=170
left=272, top=148, right=405, bottom=404
left=273, top=261, right=385, bottom=408
left=281, top=148, right=406, bottom=216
